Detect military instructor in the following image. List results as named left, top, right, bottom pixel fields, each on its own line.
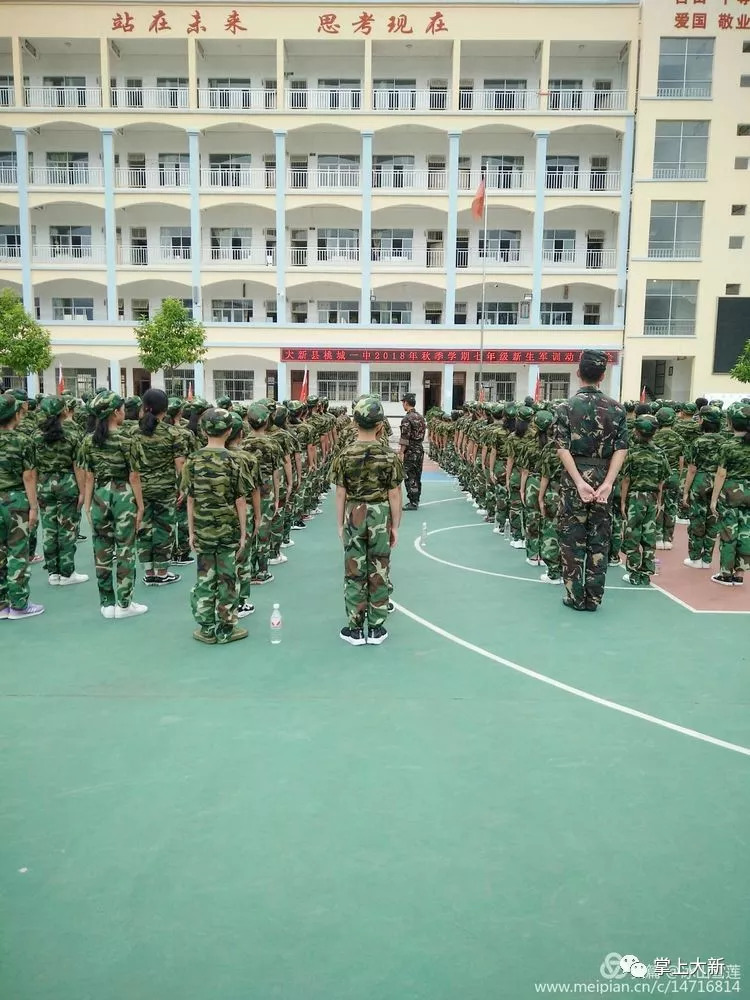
left=555, top=349, right=628, bottom=612
left=399, top=392, right=427, bottom=511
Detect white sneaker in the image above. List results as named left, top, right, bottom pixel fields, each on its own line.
left=683, top=558, right=703, bottom=569
left=540, top=573, right=562, bottom=585
left=311, top=507, right=323, bottom=515
left=622, top=573, right=633, bottom=582
left=655, top=541, right=665, bottom=550
left=676, top=517, right=689, bottom=525
left=280, top=540, right=295, bottom=548
left=525, top=557, right=541, bottom=566
left=663, top=542, right=673, bottom=550
left=510, top=539, right=526, bottom=549
left=115, top=602, right=148, bottom=619
left=100, top=605, right=116, bottom=619
left=48, top=574, right=60, bottom=586
left=477, top=508, right=487, bottom=516
left=58, top=572, right=89, bottom=586
left=492, top=526, right=501, bottom=534
left=701, top=561, right=713, bottom=569
left=269, top=554, right=288, bottom=565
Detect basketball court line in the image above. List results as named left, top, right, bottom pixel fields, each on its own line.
left=391, top=599, right=750, bottom=759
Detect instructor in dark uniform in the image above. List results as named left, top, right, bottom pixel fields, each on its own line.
left=399, top=393, right=427, bottom=511
left=555, top=350, right=628, bottom=612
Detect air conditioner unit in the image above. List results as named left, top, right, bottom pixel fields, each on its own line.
left=427, top=230, right=443, bottom=242
left=23, top=40, right=38, bottom=60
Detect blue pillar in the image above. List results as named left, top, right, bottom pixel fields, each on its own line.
left=360, top=362, right=370, bottom=394
left=442, top=363, right=454, bottom=412
left=13, top=128, right=32, bottom=311
left=615, top=116, right=635, bottom=327
left=194, top=362, right=205, bottom=398
left=109, top=358, right=121, bottom=393
left=531, top=131, right=549, bottom=327
left=274, top=130, right=287, bottom=325
left=101, top=128, right=118, bottom=323
left=277, top=360, right=287, bottom=399
left=187, top=129, right=202, bottom=322
left=360, top=130, right=373, bottom=323
left=445, top=131, right=461, bottom=326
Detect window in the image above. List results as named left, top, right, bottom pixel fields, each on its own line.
left=0, top=224, right=20, bottom=259
left=644, top=279, right=698, bottom=335
left=481, top=155, right=526, bottom=190
left=52, top=298, right=94, bottom=321
left=156, top=77, right=188, bottom=108
left=318, top=154, right=360, bottom=187
left=371, top=301, right=412, bottom=324
left=42, top=75, right=87, bottom=107
left=0, top=75, right=13, bottom=108
left=648, top=201, right=703, bottom=258
left=61, top=367, right=97, bottom=395
left=49, top=225, right=92, bottom=256
left=731, top=204, right=747, bottom=215
left=583, top=303, right=601, bottom=326
left=207, top=78, right=253, bottom=110
left=454, top=302, right=467, bottom=325
left=738, top=125, right=750, bottom=136
left=370, top=371, right=411, bottom=403
left=478, top=230, right=521, bottom=262
left=45, top=151, right=89, bottom=184
left=213, top=369, right=254, bottom=399
left=210, top=228, right=252, bottom=261
left=736, top=157, right=750, bottom=170
left=371, top=229, right=413, bottom=261
left=373, top=79, right=416, bottom=111
left=729, top=236, right=744, bottom=249
left=473, top=372, right=516, bottom=402
left=0, top=366, right=27, bottom=390
left=741, top=76, right=750, bottom=88
left=0, top=151, right=16, bottom=184
left=725, top=284, right=741, bottom=295
left=160, top=227, right=191, bottom=259
left=317, top=79, right=362, bottom=111
left=158, top=153, right=189, bottom=185
left=317, top=369, right=358, bottom=402
left=653, top=121, right=709, bottom=180
left=211, top=299, right=253, bottom=323
left=545, top=156, right=579, bottom=190
left=540, top=373, right=571, bottom=401
left=317, top=301, right=359, bottom=323
left=317, top=228, right=359, bottom=261
left=208, top=153, right=252, bottom=187
left=543, top=229, right=576, bottom=263
left=548, top=79, right=583, bottom=111
left=265, top=300, right=277, bottom=322
left=131, top=299, right=150, bottom=321
left=657, top=38, right=714, bottom=98
left=161, top=298, right=194, bottom=318
left=164, top=368, right=194, bottom=397
left=477, top=302, right=519, bottom=325
left=425, top=302, right=442, bottom=324
left=540, top=302, right=573, bottom=326
left=373, top=155, right=415, bottom=189
left=482, top=79, right=528, bottom=110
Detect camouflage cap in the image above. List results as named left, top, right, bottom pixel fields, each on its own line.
left=579, top=349, right=608, bottom=372
left=8, top=388, right=28, bottom=402
left=201, top=407, right=233, bottom=436
left=166, top=396, right=184, bottom=417
left=699, top=405, right=721, bottom=429
left=40, top=395, right=68, bottom=417
left=246, top=401, right=270, bottom=429
left=680, top=402, right=697, bottom=414
left=516, top=405, right=534, bottom=422
left=504, top=403, right=517, bottom=418
left=90, top=391, right=124, bottom=418
left=656, top=406, right=676, bottom=426
left=306, top=395, right=319, bottom=406
left=489, top=402, right=505, bottom=417
left=215, top=394, right=232, bottom=409
left=402, top=392, right=417, bottom=406
left=0, top=391, right=21, bottom=422
left=227, top=411, right=245, bottom=441
left=728, top=404, right=750, bottom=431
left=533, top=410, right=555, bottom=431
left=709, top=399, right=724, bottom=409
left=124, top=395, right=141, bottom=410
left=273, top=404, right=288, bottom=426
left=287, top=400, right=304, bottom=415
left=353, top=395, right=384, bottom=429
left=634, top=414, right=658, bottom=436
left=191, top=397, right=211, bottom=414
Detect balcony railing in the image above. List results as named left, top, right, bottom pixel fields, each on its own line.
left=118, top=246, right=150, bottom=265
left=546, top=170, right=621, bottom=192
left=30, top=166, right=104, bottom=187
left=309, top=246, right=360, bottom=266
left=459, top=89, right=540, bottom=112
left=116, top=167, right=190, bottom=189
left=655, top=85, right=711, bottom=100
left=651, top=165, right=706, bottom=181
left=372, top=89, right=450, bottom=112
left=542, top=248, right=616, bottom=269
left=198, top=88, right=277, bottom=111
left=0, top=247, right=21, bottom=263
left=25, top=86, right=102, bottom=109
left=643, top=319, right=696, bottom=337
left=33, top=245, right=107, bottom=265
left=371, top=249, right=418, bottom=265
left=111, top=87, right=189, bottom=109
left=372, top=169, right=448, bottom=192
left=286, top=88, right=362, bottom=111
left=0, top=87, right=15, bottom=107
left=155, top=245, right=192, bottom=264
left=456, top=249, right=532, bottom=268
left=201, top=167, right=276, bottom=191
left=646, top=247, right=701, bottom=260
left=288, top=168, right=361, bottom=191
left=458, top=170, right=536, bottom=193
left=0, top=165, right=18, bottom=186
left=547, top=89, right=627, bottom=111
left=203, top=247, right=276, bottom=266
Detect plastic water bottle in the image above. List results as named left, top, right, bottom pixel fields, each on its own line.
left=503, top=518, right=511, bottom=541
left=270, top=603, right=282, bottom=644
left=421, top=521, right=428, bottom=546
left=654, top=559, right=661, bottom=577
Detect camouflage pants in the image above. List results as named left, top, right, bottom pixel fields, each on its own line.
left=484, top=473, right=496, bottom=518
left=29, top=518, right=38, bottom=558
left=609, top=487, right=623, bottom=563
left=656, top=474, right=680, bottom=544
left=0, top=490, right=31, bottom=611
left=269, top=498, right=284, bottom=558
left=540, top=485, right=561, bottom=579
left=173, top=495, right=190, bottom=557
left=343, top=500, right=391, bottom=629
left=138, top=495, right=176, bottom=572
left=403, top=448, right=424, bottom=505
left=622, top=491, right=657, bottom=584
left=494, top=480, right=509, bottom=528
left=38, top=473, right=79, bottom=578
left=191, top=546, right=239, bottom=639
left=91, top=482, right=137, bottom=608
left=718, top=505, right=750, bottom=573
left=250, top=491, right=274, bottom=577
left=687, top=481, right=718, bottom=563
left=523, top=475, right=542, bottom=560
left=558, top=470, right=612, bottom=609
left=508, top=468, right=524, bottom=541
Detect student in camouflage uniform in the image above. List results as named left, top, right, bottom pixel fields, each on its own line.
left=226, top=411, right=261, bottom=618
left=555, top=350, right=628, bottom=612
left=506, top=405, right=533, bottom=547
left=134, top=388, right=188, bottom=587
left=165, top=396, right=195, bottom=565
left=399, top=392, right=426, bottom=510
left=538, top=411, right=563, bottom=584
left=709, top=403, right=750, bottom=586
left=0, top=391, right=44, bottom=619
left=268, top=404, right=296, bottom=564
left=331, top=395, right=403, bottom=646
left=243, top=401, right=282, bottom=585
left=275, top=404, right=302, bottom=549
left=487, top=406, right=511, bottom=535
left=620, top=415, right=670, bottom=586
left=520, top=411, right=548, bottom=566
left=33, top=396, right=88, bottom=587
left=79, top=391, right=146, bottom=619
left=10, top=389, right=43, bottom=566
left=682, top=406, right=723, bottom=568
left=674, top=401, right=701, bottom=520
left=652, top=406, right=686, bottom=550
left=181, top=407, right=249, bottom=644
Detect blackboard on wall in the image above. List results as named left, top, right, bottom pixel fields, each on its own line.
left=714, top=298, right=750, bottom=373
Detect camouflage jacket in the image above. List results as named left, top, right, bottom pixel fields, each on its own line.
left=653, top=427, right=686, bottom=476
left=0, top=429, right=34, bottom=492
left=555, top=387, right=628, bottom=461
left=688, top=433, right=723, bottom=474
left=539, top=440, right=563, bottom=486
left=133, top=420, right=188, bottom=499
left=330, top=439, right=404, bottom=502
left=399, top=409, right=426, bottom=451
left=718, top=437, right=750, bottom=508
left=180, top=447, right=248, bottom=549
left=32, top=421, right=81, bottom=480
left=78, top=428, right=143, bottom=485
left=622, top=442, right=670, bottom=494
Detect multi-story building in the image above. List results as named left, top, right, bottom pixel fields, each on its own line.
left=4, top=1, right=742, bottom=413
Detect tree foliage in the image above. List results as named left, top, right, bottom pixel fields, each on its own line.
left=0, top=287, right=53, bottom=375
left=729, top=339, right=750, bottom=384
left=135, top=297, right=207, bottom=374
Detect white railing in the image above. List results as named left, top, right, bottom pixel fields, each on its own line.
left=459, top=89, right=539, bottom=112
left=457, top=249, right=532, bottom=268
left=111, top=87, right=189, bottom=109
left=545, top=170, right=621, bottom=192
left=316, top=246, right=360, bottom=265
left=155, top=245, right=192, bottom=264
left=541, top=312, right=574, bottom=326
left=426, top=249, right=445, bottom=268
left=200, top=167, right=275, bottom=191
left=286, top=88, right=362, bottom=111
left=647, top=247, right=701, bottom=260
left=33, top=244, right=107, bottom=265
left=203, top=247, right=275, bottom=266
left=115, top=167, right=190, bottom=189
left=118, top=246, right=150, bottom=265
left=0, top=88, right=15, bottom=107
left=0, top=166, right=18, bottom=186
left=651, top=166, right=706, bottom=181
left=371, top=249, right=423, bottom=265
left=548, top=89, right=627, bottom=111
left=373, top=89, right=450, bottom=112
left=198, top=88, right=277, bottom=111
left=372, top=169, right=450, bottom=192
left=25, top=86, right=102, bottom=109
left=0, top=248, right=21, bottom=263
left=287, top=168, right=361, bottom=191
left=30, top=166, right=104, bottom=187
left=458, top=170, right=536, bottom=193
left=543, top=248, right=616, bottom=268
left=655, top=86, right=711, bottom=100
left=643, top=319, right=696, bottom=337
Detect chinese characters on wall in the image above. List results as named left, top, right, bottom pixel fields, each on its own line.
left=671, top=0, right=750, bottom=32
left=280, top=348, right=619, bottom=365
left=113, top=8, right=249, bottom=34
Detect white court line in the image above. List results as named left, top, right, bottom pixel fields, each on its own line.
left=392, top=599, right=750, bottom=759
left=419, top=498, right=465, bottom=507
left=416, top=523, right=649, bottom=592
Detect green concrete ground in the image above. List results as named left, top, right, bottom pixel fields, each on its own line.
left=1, top=476, right=748, bottom=999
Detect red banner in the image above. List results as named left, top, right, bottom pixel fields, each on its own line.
left=280, top=348, right=619, bottom=366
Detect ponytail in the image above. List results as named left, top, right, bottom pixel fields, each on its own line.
left=41, top=413, right=65, bottom=444
left=92, top=416, right=110, bottom=446
left=138, top=388, right=168, bottom=437
left=139, top=411, right=158, bottom=436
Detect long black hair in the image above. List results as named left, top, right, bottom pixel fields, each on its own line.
left=92, top=416, right=110, bottom=446
left=515, top=417, right=530, bottom=438
left=139, top=388, right=168, bottom=437
left=41, top=410, right=65, bottom=444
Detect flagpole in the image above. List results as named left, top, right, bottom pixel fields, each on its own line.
left=478, top=181, right=489, bottom=400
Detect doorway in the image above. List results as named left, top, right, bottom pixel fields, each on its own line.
left=422, top=371, right=442, bottom=413
left=452, top=371, right=466, bottom=408
left=132, top=368, right=151, bottom=396
left=290, top=369, right=305, bottom=400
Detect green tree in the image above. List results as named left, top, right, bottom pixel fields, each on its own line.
left=730, top=339, right=750, bottom=384
left=135, top=297, right=207, bottom=376
left=0, top=287, right=53, bottom=376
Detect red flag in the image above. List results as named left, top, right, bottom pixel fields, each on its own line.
left=187, top=381, right=194, bottom=402
left=534, top=376, right=542, bottom=403
left=471, top=176, right=486, bottom=221
left=640, top=385, right=647, bottom=403
left=299, top=367, right=309, bottom=403
left=57, top=365, right=65, bottom=396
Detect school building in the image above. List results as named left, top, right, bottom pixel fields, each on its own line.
left=0, top=0, right=747, bottom=416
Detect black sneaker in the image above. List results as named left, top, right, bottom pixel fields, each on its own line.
left=340, top=626, right=366, bottom=646
left=76, top=533, right=87, bottom=541
left=711, top=573, right=735, bottom=587
left=143, top=572, right=181, bottom=586
left=387, top=601, right=395, bottom=614
left=251, top=573, right=274, bottom=585
left=404, top=502, right=419, bottom=511
left=367, top=626, right=388, bottom=645
left=237, top=602, right=255, bottom=618
left=731, top=575, right=744, bottom=586
left=171, top=554, right=195, bottom=566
